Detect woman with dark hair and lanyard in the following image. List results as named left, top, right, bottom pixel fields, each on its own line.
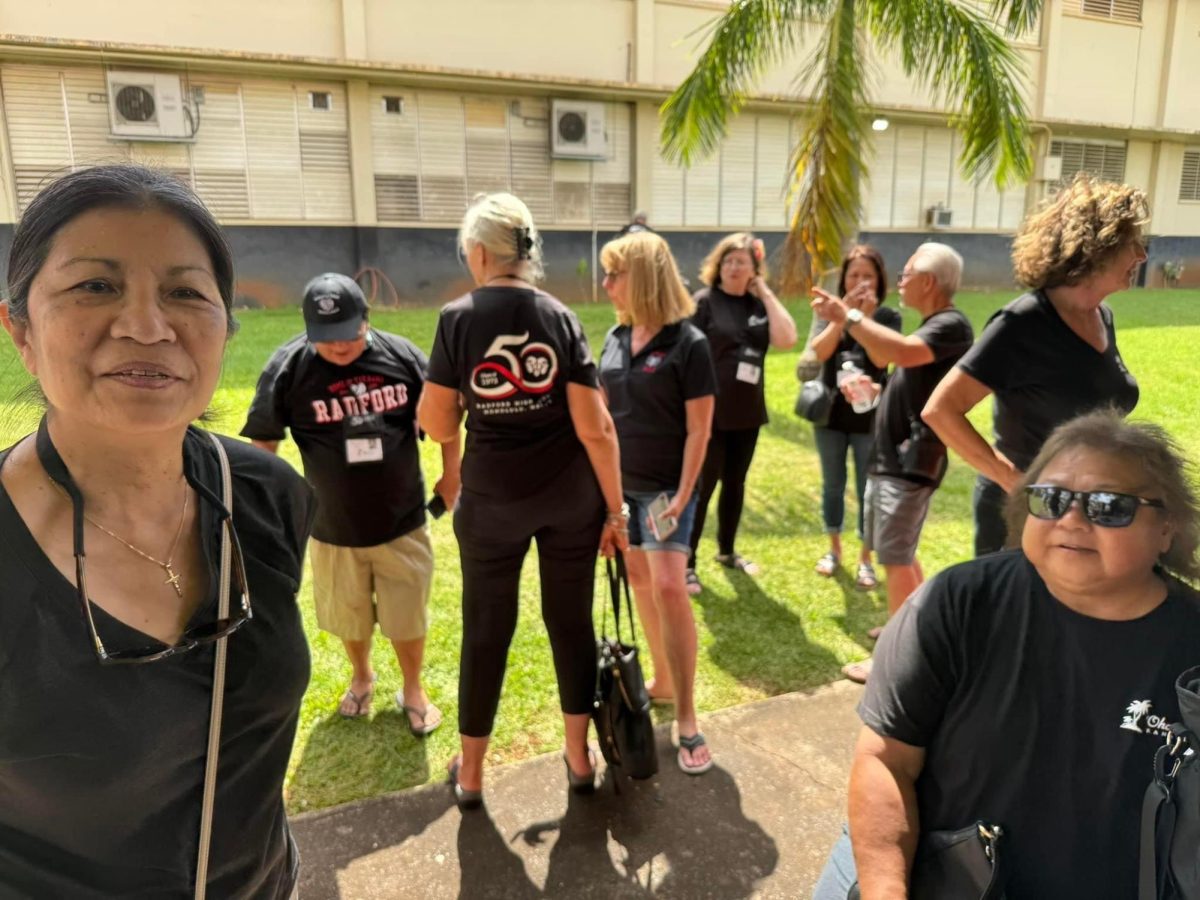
left=687, top=232, right=796, bottom=593
left=808, top=245, right=901, bottom=592
left=599, top=231, right=716, bottom=774
left=0, top=165, right=314, bottom=898
left=418, top=192, right=627, bottom=809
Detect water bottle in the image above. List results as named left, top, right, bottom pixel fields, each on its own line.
left=837, top=361, right=875, bottom=414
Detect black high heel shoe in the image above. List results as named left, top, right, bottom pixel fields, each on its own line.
left=564, top=748, right=597, bottom=795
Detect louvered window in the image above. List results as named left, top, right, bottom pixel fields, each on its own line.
left=1048, top=139, right=1127, bottom=189
left=369, top=87, right=631, bottom=224
left=1179, top=150, right=1200, bottom=202
left=1080, top=0, right=1142, bottom=23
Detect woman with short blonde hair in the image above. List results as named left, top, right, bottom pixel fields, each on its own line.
left=599, top=231, right=717, bottom=774
left=924, top=174, right=1147, bottom=556
left=602, top=232, right=695, bottom=329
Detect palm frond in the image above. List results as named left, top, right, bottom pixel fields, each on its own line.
left=659, top=0, right=837, bottom=166
left=862, top=0, right=1033, bottom=186
left=981, top=0, right=1043, bottom=38
left=779, top=0, right=869, bottom=292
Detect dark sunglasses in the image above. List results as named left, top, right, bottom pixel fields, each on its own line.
left=76, top=516, right=252, bottom=665
left=1025, top=484, right=1165, bottom=528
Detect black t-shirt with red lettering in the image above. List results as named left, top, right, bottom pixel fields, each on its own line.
left=425, top=286, right=599, bottom=501
left=241, top=329, right=427, bottom=547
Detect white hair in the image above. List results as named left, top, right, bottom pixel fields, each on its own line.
left=458, top=192, right=544, bottom=283
left=911, top=242, right=963, bottom=297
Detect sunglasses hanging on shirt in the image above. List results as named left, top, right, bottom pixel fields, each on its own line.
left=35, top=416, right=252, bottom=665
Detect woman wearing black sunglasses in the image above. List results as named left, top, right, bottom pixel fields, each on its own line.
left=0, top=166, right=314, bottom=898
left=813, top=410, right=1200, bottom=900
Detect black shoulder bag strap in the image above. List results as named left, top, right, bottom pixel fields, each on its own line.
left=1139, top=725, right=1193, bottom=900
left=604, top=550, right=637, bottom=649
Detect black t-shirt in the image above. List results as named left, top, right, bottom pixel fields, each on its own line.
left=957, top=291, right=1139, bottom=471
left=861, top=550, right=1200, bottom=899
left=819, top=305, right=904, bottom=434
left=871, top=308, right=974, bottom=483
left=599, top=322, right=716, bottom=492
left=426, top=286, right=599, bottom=501
left=241, top=329, right=427, bottom=547
left=691, top=286, right=771, bottom=431
left=0, top=431, right=315, bottom=899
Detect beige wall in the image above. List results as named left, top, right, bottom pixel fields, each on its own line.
left=0, top=0, right=344, bottom=58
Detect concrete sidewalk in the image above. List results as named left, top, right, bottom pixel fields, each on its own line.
left=292, top=681, right=862, bottom=899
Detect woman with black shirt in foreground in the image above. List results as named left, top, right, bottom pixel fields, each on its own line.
left=418, top=192, right=627, bottom=808
left=812, top=411, right=1200, bottom=899
left=923, top=175, right=1146, bottom=557
left=687, top=233, right=796, bottom=593
left=0, top=165, right=314, bottom=898
left=599, top=232, right=716, bottom=774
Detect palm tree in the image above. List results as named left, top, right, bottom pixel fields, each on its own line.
left=660, top=0, right=1042, bottom=292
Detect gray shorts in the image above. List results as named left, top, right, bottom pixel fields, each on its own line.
left=863, top=475, right=935, bottom=566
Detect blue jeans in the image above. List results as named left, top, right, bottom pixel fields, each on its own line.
left=812, top=825, right=857, bottom=900
left=625, top=490, right=699, bottom=555
left=973, top=475, right=1008, bottom=557
left=813, top=426, right=874, bottom=540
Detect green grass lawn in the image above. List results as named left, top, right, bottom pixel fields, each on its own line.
left=1, top=288, right=1197, bottom=813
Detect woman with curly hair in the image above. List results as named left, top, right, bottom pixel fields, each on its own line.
left=686, top=232, right=796, bottom=591
left=923, top=174, right=1146, bottom=556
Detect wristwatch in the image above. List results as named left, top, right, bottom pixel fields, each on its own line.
left=845, top=308, right=864, bottom=329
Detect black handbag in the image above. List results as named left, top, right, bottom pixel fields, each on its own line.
left=898, top=419, right=948, bottom=483
left=795, top=378, right=834, bottom=425
left=1138, top=666, right=1200, bottom=900
left=848, top=821, right=1007, bottom=900
left=593, top=551, right=658, bottom=781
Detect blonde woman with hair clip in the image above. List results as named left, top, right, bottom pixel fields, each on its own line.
left=686, top=232, right=796, bottom=593
left=417, top=192, right=627, bottom=810
left=599, top=231, right=717, bottom=774
left=924, top=174, right=1147, bottom=558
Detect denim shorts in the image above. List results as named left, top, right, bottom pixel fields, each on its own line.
left=625, top=490, right=699, bottom=554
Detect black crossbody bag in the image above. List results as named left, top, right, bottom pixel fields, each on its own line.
left=848, top=820, right=1007, bottom=900
left=593, top=551, right=658, bottom=783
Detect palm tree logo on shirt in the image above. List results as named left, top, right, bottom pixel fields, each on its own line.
left=1121, top=699, right=1153, bottom=733
left=470, top=332, right=560, bottom=399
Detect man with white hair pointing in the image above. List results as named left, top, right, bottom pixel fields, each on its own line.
left=811, top=242, right=974, bottom=683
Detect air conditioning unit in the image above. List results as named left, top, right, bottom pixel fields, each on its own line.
left=1038, top=155, right=1063, bottom=182
left=106, top=71, right=194, bottom=141
left=926, top=205, right=953, bottom=229
left=550, top=100, right=608, bottom=160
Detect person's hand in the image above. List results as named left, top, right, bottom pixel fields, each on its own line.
left=434, top=474, right=461, bottom=510
left=856, top=283, right=880, bottom=318
left=747, top=275, right=767, bottom=299
left=838, top=373, right=876, bottom=403
left=810, top=286, right=848, bottom=325
left=600, top=509, right=630, bottom=558
left=997, top=465, right=1023, bottom=494
left=663, top=493, right=688, bottom=525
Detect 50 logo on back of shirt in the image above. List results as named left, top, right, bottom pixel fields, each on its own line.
left=471, top=332, right=559, bottom=399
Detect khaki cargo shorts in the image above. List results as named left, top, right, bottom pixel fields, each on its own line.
left=310, top=526, right=434, bottom=642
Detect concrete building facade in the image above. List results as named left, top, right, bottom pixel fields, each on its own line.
left=0, top=0, right=1192, bottom=304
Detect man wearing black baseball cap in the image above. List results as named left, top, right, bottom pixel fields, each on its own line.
left=242, top=273, right=460, bottom=734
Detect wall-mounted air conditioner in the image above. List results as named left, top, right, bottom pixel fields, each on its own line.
left=926, top=205, right=953, bottom=229
left=550, top=100, right=608, bottom=160
left=106, top=71, right=195, bottom=141
left=1038, top=155, right=1063, bottom=182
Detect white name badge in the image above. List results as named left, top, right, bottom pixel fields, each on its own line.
left=736, top=362, right=762, bottom=385
left=345, top=436, right=384, bottom=464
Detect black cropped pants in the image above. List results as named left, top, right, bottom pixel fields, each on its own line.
left=453, top=453, right=604, bottom=738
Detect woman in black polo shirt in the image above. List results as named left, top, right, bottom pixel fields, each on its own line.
left=924, top=175, right=1146, bottom=556
left=418, top=192, right=627, bottom=809
left=599, top=232, right=717, bottom=775
left=809, top=245, right=901, bottom=591
left=687, top=233, right=796, bottom=592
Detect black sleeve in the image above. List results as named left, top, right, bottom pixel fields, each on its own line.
left=876, top=306, right=904, bottom=334
left=691, top=291, right=712, bottom=335
left=239, top=344, right=296, bottom=442
left=682, top=334, right=718, bottom=401
left=564, top=310, right=600, bottom=388
left=914, top=312, right=974, bottom=364
left=858, top=573, right=963, bottom=747
left=957, top=308, right=1028, bottom=392
left=425, top=311, right=459, bottom=389
left=406, top=340, right=428, bottom=406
